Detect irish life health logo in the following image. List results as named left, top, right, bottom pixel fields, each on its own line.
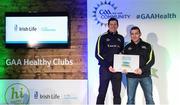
left=5, top=83, right=30, bottom=105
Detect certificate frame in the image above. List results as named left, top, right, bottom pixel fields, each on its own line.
left=113, top=54, right=139, bottom=72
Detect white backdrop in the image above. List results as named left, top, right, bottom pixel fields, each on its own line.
left=88, top=0, right=180, bottom=104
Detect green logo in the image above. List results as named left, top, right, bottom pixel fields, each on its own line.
left=5, top=83, right=30, bottom=105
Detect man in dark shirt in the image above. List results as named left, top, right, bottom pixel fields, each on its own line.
left=95, top=17, right=124, bottom=105
left=123, top=26, right=155, bottom=105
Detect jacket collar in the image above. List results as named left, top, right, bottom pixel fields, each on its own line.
left=131, top=38, right=142, bottom=46
left=107, top=30, right=118, bottom=35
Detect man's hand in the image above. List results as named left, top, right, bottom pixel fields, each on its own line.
left=109, top=66, right=116, bottom=73
left=134, top=68, right=142, bottom=75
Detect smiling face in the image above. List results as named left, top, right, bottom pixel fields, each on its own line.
left=130, top=28, right=141, bottom=44
left=108, top=20, right=118, bottom=33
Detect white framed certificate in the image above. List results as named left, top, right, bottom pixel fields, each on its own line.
left=113, top=54, right=139, bottom=72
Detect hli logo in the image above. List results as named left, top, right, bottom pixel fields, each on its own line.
left=5, top=83, right=30, bottom=105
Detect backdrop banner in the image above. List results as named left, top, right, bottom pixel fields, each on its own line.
left=88, top=0, right=180, bottom=104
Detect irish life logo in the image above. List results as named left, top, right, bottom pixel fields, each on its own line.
left=5, top=83, right=30, bottom=105
left=93, top=1, right=130, bottom=26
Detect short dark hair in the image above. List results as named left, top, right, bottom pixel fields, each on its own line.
left=130, top=26, right=141, bottom=34
left=108, top=17, right=119, bottom=26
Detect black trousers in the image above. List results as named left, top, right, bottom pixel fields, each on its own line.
left=96, top=66, right=122, bottom=105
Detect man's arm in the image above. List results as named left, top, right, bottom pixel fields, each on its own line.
left=95, top=35, right=111, bottom=67
left=140, top=45, right=155, bottom=71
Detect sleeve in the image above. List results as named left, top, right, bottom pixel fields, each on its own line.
left=121, top=44, right=128, bottom=54
left=95, top=35, right=111, bottom=67
left=140, top=45, right=155, bottom=72
left=120, top=36, right=125, bottom=52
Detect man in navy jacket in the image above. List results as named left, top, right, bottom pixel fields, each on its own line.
left=95, top=17, right=124, bottom=105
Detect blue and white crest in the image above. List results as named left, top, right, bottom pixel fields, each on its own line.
left=92, top=1, right=117, bottom=26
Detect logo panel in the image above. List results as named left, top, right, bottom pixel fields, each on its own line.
left=5, top=83, right=30, bottom=105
